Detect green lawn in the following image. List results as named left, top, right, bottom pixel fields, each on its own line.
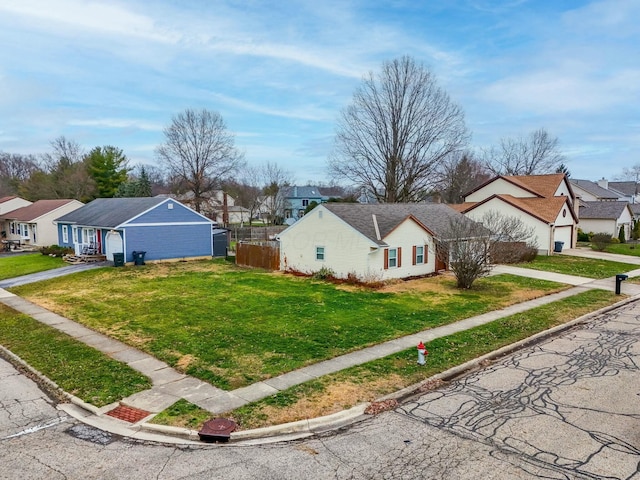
left=605, top=243, right=640, bottom=257
left=515, top=255, right=638, bottom=278
left=228, top=289, right=619, bottom=429
left=0, top=253, right=65, bottom=280
left=0, top=304, right=151, bottom=407
left=11, top=260, right=567, bottom=390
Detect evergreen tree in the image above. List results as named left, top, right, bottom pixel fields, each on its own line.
left=86, top=146, right=129, bottom=198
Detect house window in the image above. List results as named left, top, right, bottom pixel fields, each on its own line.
left=285, top=210, right=292, bottom=219
left=388, top=248, right=397, bottom=268
left=302, top=199, right=309, bottom=207
left=384, top=247, right=402, bottom=269
left=19, top=223, right=29, bottom=239
left=9, top=222, right=15, bottom=235
left=62, top=225, right=69, bottom=243
left=298, top=209, right=305, bottom=217
left=316, top=246, right=325, bottom=261
left=414, top=245, right=425, bottom=265
left=72, top=226, right=78, bottom=243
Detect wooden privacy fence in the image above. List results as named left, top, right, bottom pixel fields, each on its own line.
left=236, top=241, right=280, bottom=270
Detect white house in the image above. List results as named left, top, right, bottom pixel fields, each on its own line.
left=0, top=196, right=32, bottom=216
left=578, top=202, right=634, bottom=239
left=454, top=173, right=578, bottom=255
left=277, top=203, right=475, bottom=281
left=569, top=179, right=622, bottom=202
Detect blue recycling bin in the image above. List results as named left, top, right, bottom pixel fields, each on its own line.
left=553, top=241, right=564, bottom=253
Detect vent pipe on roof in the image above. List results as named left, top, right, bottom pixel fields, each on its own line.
left=372, top=214, right=381, bottom=240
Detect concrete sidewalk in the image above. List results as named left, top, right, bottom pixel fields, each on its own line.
left=561, top=247, right=640, bottom=265
left=1, top=257, right=640, bottom=443
left=0, top=262, right=109, bottom=288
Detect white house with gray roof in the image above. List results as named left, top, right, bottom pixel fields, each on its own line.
left=578, top=201, right=633, bottom=240
left=569, top=179, right=623, bottom=202
left=277, top=203, right=474, bottom=281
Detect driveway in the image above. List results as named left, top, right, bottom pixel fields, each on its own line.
left=0, top=262, right=109, bottom=288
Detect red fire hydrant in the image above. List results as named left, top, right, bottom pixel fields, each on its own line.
left=417, top=341, right=428, bottom=365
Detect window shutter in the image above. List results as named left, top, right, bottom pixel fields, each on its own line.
left=412, top=245, right=417, bottom=265
left=397, top=247, right=402, bottom=268
left=384, top=248, right=389, bottom=270
left=424, top=244, right=428, bottom=263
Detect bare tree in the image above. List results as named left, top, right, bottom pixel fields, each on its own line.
left=616, top=163, right=640, bottom=182
left=156, top=109, right=244, bottom=213
left=261, top=162, right=292, bottom=224
left=329, top=56, right=469, bottom=203
left=483, top=128, right=564, bottom=176
left=436, top=152, right=490, bottom=204
left=437, top=210, right=538, bottom=289
left=0, top=152, right=40, bottom=196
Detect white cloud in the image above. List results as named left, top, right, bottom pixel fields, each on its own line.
left=67, top=118, right=163, bottom=131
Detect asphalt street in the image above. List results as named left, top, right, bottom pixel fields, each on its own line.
left=1, top=298, right=639, bottom=479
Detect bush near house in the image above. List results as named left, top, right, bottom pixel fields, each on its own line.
left=40, top=245, right=74, bottom=257
left=591, top=233, right=613, bottom=251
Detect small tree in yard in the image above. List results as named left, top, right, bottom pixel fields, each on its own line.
left=618, top=225, right=626, bottom=244
left=591, top=233, right=612, bottom=251
left=437, top=210, right=538, bottom=289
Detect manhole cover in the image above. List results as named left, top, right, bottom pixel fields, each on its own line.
left=105, top=404, right=150, bottom=423
left=66, top=424, right=116, bottom=445
left=198, top=418, right=237, bottom=443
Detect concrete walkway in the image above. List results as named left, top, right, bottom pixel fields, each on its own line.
left=561, top=247, right=640, bottom=265
left=1, top=255, right=640, bottom=440
left=0, top=262, right=108, bottom=288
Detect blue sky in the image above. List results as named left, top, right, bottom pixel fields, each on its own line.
left=0, top=0, right=638, bottom=184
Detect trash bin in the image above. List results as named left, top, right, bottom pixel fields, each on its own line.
left=553, top=241, right=564, bottom=253
left=113, top=252, right=125, bottom=267
left=132, top=251, right=146, bottom=266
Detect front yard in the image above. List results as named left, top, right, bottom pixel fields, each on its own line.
left=0, top=253, right=65, bottom=280
left=11, top=259, right=568, bottom=390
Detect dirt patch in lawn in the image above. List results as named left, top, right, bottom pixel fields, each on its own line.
left=236, top=375, right=406, bottom=430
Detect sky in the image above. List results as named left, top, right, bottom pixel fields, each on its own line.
left=0, top=0, right=638, bottom=185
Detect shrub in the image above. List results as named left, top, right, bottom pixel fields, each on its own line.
left=40, top=245, right=73, bottom=256
left=312, top=266, right=335, bottom=280
left=577, top=229, right=590, bottom=242
left=618, top=225, right=626, bottom=244
left=591, top=233, right=612, bottom=251
left=490, top=241, right=537, bottom=264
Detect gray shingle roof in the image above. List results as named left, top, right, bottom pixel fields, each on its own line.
left=608, top=181, right=638, bottom=197
left=323, top=203, right=474, bottom=245
left=570, top=179, right=620, bottom=200
left=55, top=197, right=167, bottom=227
left=579, top=201, right=631, bottom=220
left=281, top=186, right=328, bottom=199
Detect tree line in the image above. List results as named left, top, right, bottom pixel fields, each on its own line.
left=4, top=55, right=631, bottom=214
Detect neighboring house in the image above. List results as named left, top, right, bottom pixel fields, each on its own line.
left=454, top=173, right=578, bottom=255
left=569, top=179, right=622, bottom=202
left=280, top=186, right=329, bottom=221
left=227, top=205, right=251, bottom=224
left=277, top=203, right=476, bottom=281
left=0, top=196, right=32, bottom=217
left=2, top=199, right=83, bottom=246
left=55, top=197, right=215, bottom=263
left=599, top=180, right=640, bottom=204
left=578, top=201, right=633, bottom=240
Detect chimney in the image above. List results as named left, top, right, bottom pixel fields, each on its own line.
left=597, top=177, right=608, bottom=189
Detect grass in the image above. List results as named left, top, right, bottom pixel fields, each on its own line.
left=151, top=399, right=212, bottom=429
left=226, top=289, right=619, bottom=430
left=515, top=255, right=638, bottom=278
left=605, top=243, right=640, bottom=257
left=0, top=304, right=151, bottom=407
left=0, top=253, right=65, bottom=280
left=10, top=259, right=566, bottom=390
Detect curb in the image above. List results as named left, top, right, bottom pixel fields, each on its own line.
left=3, top=293, right=638, bottom=445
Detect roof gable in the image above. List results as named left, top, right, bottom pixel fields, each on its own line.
left=460, top=194, right=575, bottom=224
left=570, top=179, right=620, bottom=200
left=3, top=199, right=80, bottom=222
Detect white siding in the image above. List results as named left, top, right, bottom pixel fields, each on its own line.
left=465, top=178, right=534, bottom=202
left=579, top=219, right=617, bottom=237
left=464, top=199, right=554, bottom=255
left=278, top=206, right=437, bottom=281
left=279, top=206, right=378, bottom=280
left=376, top=218, right=436, bottom=280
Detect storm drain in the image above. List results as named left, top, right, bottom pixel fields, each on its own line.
left=66, top=424, right=116, bottom=445
left=105, top=404, right=150, bottom=424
